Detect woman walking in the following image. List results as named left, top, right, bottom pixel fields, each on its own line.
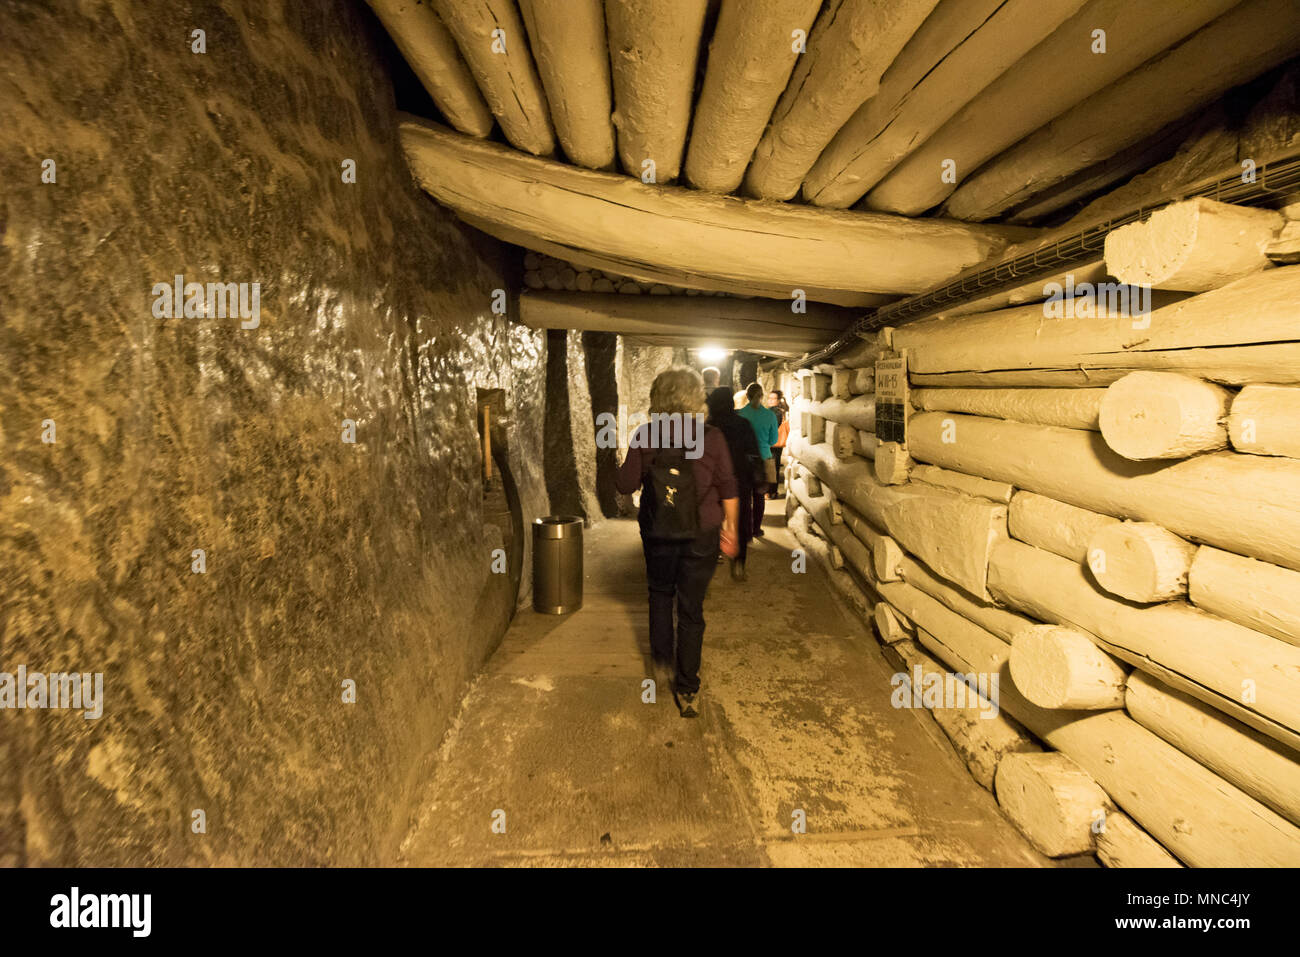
left=737, top=383, right=779, bottom=537
left=767, top=390, right=789, bottom=499
left=615, top=368, right=740, bottom=718
left=706, top=386, right=761, bottom=581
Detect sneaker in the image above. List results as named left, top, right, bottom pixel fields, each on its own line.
left=730, top=559, right=746, bottom=582
left=752, top=528, right=766, bottom=539
left=678, top=691, right=700, bottom=718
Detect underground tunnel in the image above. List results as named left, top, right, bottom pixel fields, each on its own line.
left=2, top=0, right=1300, bottom=919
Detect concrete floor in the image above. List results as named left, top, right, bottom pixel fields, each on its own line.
left=400, top=506, right=1050, bottom=867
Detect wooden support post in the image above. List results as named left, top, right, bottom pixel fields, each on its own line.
left=899, top=553, right=1033, bottom=643
left=872, top=535, right=905, bottom=584
left=874, top=441, right=910, bottom=485
left=809, top=396, right=874, bottom=433
left=518, top=291, right=853, bottom=357
left=847, top=367, right=875, bottom=395
left=1104, top=196, right=1285, bottom=291
left=807, top=373, right=832, bottom=402
left=912, top=387, right=1104, bottom=431
left=892, top=265, right=1300, bottom=383
left=909, top=344, right=1300, bottom=388
left=896, top=635, right=1041, bottom=792
left=943, top=6, right=1300, bottom=221
left=828, top=421, right=857, bottom=460
left=790, top=434, right=1006, bottom=599
left=874, top=603, right=913, bottom=645
left=911, top=596, right=1300, bottom=868
left=910, top=465, right=1013, bottom=504
left=801, top=412, right=825, bottom=444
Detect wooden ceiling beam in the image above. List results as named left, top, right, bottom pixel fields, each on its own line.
left=744, top=0, right=941, bottom=201
left=605, top=0, right=709, bottom=184
left=942, top=0, right=1300, bottom=222
left=517, top=0, right=616, bottom=169
left=399, top=117, right=1035, bottom=296
left=684, top=0, right=822, bottom=193
left=862, top=0, right=1241, bottom=217
left=802, top=0, right=1087, bottom=209
left=428, top=0, right=555, bottom=155
left=366, top=0, right=494, bottom=137
left=459, top=212, right=897, bottom=308
left=520, top=291, right=854, bottom=356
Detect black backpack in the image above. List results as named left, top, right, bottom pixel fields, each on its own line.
left=643, top=446, right=700, bottom=541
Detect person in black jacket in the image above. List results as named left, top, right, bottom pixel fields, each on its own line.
left=706, top=386, right=761, bottom=582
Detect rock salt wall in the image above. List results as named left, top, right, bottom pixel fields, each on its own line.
left=0, top=0, right=548, bottom=865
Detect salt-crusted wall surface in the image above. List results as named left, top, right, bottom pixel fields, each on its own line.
left=0, top=0, right=547, bottom=865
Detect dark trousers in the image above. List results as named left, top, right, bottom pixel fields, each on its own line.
left=737, top=483, right=754, bottom=561
left=771, top=447, right=784, bottom=493
left=752, top=483, right=768, bottom=533
left=643, top=527, right=720, bottom=695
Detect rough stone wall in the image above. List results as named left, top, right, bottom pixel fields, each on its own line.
left=0, top=0, right=547, bottom=865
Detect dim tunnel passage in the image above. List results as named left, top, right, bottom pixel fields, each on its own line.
left=398, top=515, right=1052, bottom=867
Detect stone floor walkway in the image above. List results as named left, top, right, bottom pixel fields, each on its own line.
left=400, top=506, right=1049, bottom=867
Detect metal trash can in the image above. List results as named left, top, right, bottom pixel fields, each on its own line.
left=532, top=516, right=583, bottom=614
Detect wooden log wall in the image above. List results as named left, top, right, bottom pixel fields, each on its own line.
left=783, top=198, right=1300, bottom=868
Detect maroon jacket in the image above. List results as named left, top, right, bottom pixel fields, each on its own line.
left=615, top=421, right=738, bottom=530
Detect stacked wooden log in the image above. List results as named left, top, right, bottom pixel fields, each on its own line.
left=784, top=199, right=1300, bottom=867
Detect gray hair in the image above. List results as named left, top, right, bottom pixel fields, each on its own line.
left=650, top=366, right=706, bottom=415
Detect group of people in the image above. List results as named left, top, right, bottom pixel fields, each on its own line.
left=613, top=365, right=790, bottom=718
left=700, top=366, right=788, bottom=581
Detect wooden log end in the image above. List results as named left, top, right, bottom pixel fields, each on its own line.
left=872, top=535, right=904, bottom=583
left=875, top=602, right=914, bottom=644
left=1086, top=521, right=1196, bottom=603
left=1010, top=623, right=1127, bottom=711
left=1099, top=371, right=1230, bottom=460
left=995, top=751, right=1113, bottom=858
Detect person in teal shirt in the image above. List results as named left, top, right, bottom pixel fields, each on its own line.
left=737, top=383, right=779, bottom=537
